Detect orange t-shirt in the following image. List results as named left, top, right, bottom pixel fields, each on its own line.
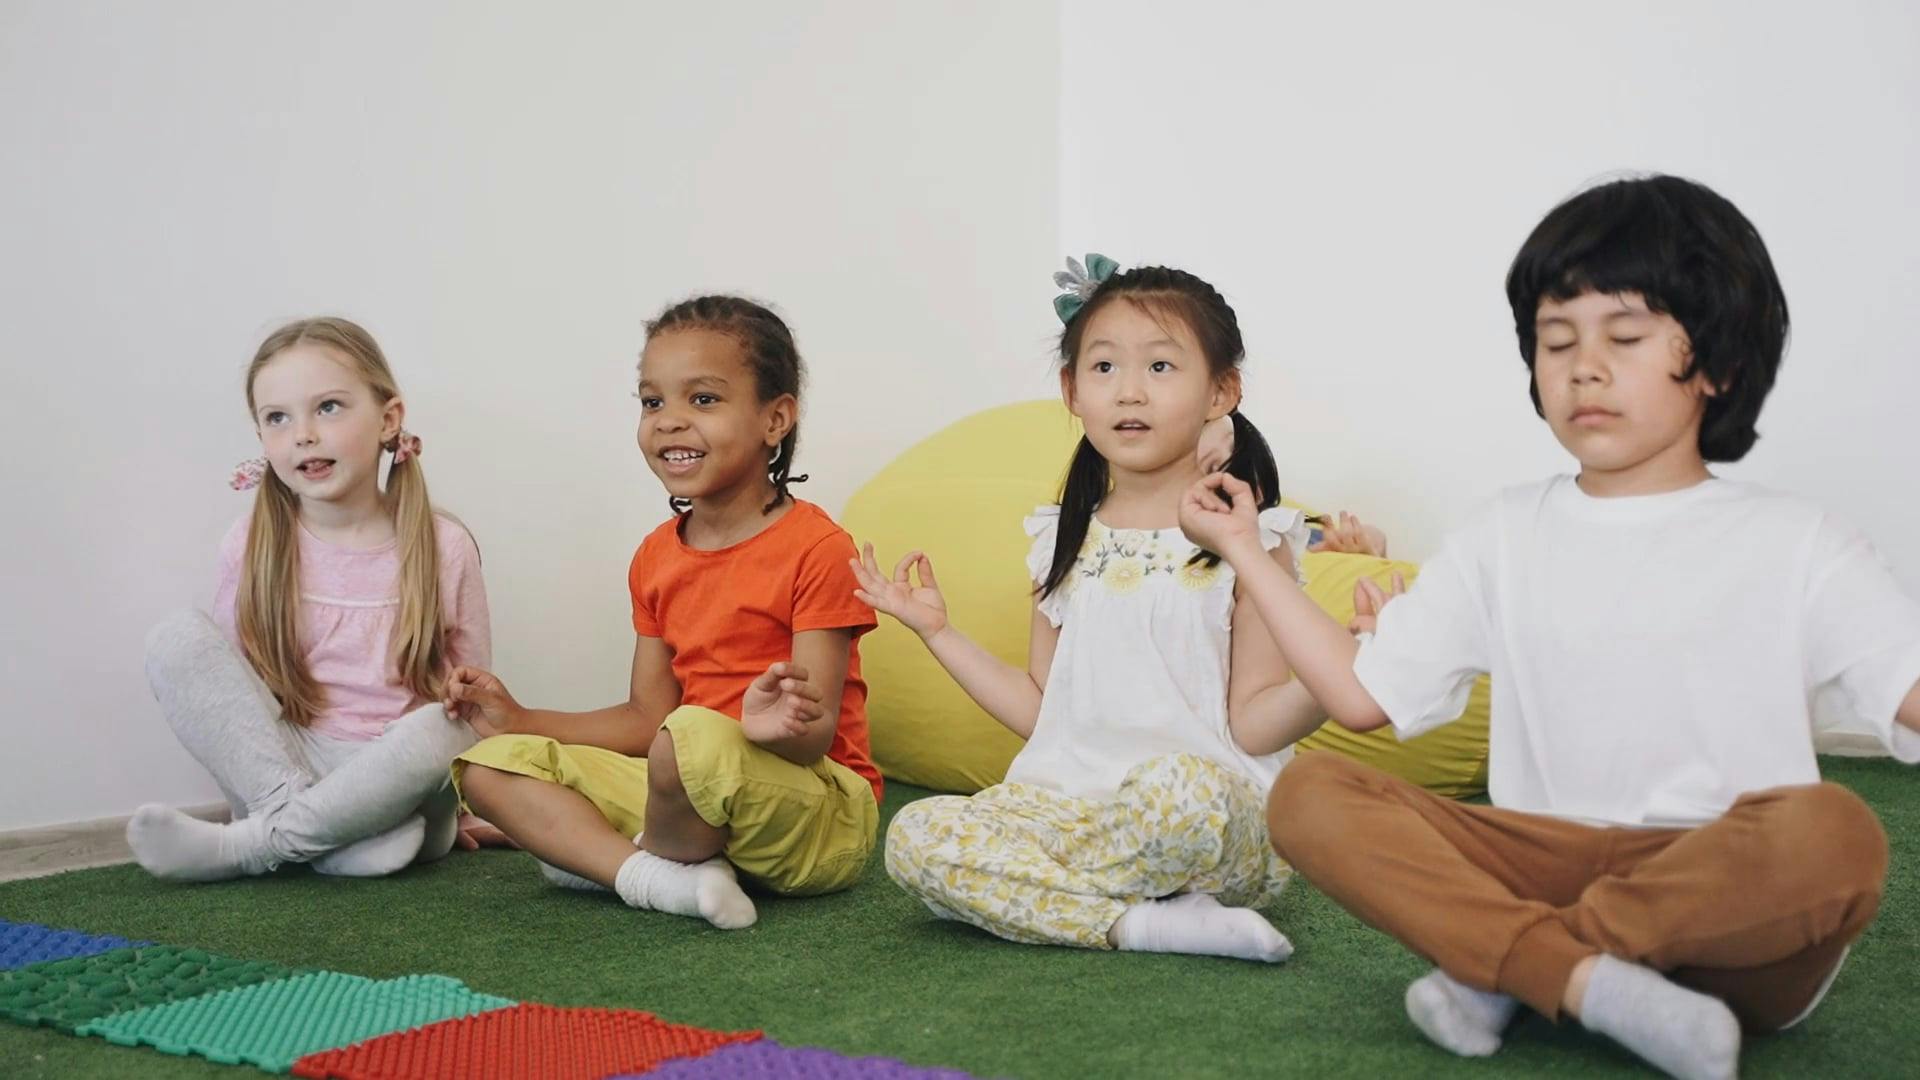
left=628, top=500, right=882, bottom=801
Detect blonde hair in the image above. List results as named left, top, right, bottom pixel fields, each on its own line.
left=237, top=317, right=446, bottom=726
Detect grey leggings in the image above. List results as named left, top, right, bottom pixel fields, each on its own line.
left=143, top=609, right=477, bottom=865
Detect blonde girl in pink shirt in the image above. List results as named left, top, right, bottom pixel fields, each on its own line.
left=128, top=317, right=492, bottom=881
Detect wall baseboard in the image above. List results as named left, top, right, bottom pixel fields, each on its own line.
left=0, top=734, right=1891, bottom=885
left=0, top=803, right=230, bottom=884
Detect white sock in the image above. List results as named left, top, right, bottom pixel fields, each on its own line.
left=1109, top=893, right=1292, bottom=963
left=1405, top=968, right=1520, bottom=1057
left=1579, top=955, right=1740, bottom=1080
left=613, top=850, right=756, bottom=929
left=126, top=804, right=276, bottom=882
left=538, top=860, right=610, bottom=893
left=310, top=814, right=427, bottom=877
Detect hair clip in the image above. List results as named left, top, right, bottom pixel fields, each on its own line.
left=1052, top=253, right=1119, bottom=324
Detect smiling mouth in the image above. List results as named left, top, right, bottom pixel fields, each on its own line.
left=296, top=458, right=335, bottom=477
left=658, top=449, right=707, bottom=475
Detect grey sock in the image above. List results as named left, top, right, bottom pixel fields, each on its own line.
left=1405, top=968, right=1518, bottom=1057
left=1580, top=955, right=1740, bottom=1080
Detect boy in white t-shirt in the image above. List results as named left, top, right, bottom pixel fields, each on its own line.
left=1180, top=174, right=1920, bottom=1080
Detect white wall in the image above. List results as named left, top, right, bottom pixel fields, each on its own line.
left=7, top=2, right=1916, bottom=830
left=0, top=1, right=1061, bottom=829
left=1060, top=0, right=1920, bottom=592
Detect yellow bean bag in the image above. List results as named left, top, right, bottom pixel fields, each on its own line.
left=840, top=399, right=1490, bottom=798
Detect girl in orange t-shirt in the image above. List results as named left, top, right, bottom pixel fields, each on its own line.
left=446, top=296, right=878, bottom=930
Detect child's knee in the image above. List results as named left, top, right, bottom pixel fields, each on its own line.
left=389, top=702, right=477, bottom=762
left=884, top=802, right=930, bottom=851
left=1769, top=782, right=1890, bottom=902
left=1265, top=751, right=1362, bottom=863
left=883, top=804, right=943, bottom=887
left=653, top=707, right=751, bottom=795
left=144, top=608, right=222, bottom=684
left=455, top=763, right=510, bottom=816
left=646, top=726, right=688, bottom=801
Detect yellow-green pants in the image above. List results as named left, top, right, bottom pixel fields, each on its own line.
left=884, top=753, right=1290, bottom=948
left=453, top=706, right=877, bottom=895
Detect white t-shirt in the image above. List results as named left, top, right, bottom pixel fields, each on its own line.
left=1004, top=504, right=1312, bottom=801
left=1353, top=476, right=1920, bottom=828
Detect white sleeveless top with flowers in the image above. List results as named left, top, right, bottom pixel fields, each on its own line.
left=1004, top=504, right=1313, bottom=801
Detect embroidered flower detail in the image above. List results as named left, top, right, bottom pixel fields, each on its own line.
left=1176, top=558, right=1222, bottom=592
left=1105, top=559, right=1147, bottom=595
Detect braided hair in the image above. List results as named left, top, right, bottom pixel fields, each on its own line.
left=644, top=295, right=809, bottom=515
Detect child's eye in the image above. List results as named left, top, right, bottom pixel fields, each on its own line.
left=692, top=393, right=719, bottom=407
left=1090, top=360, right=1114, bottom=374
left=1149, top=360, right=1173, bottom=373
left=638, top=396, right=663, bottom=410
left=1610, top=337, right=1644, bottom=347
left=263, top=411, right=287, bottom=426
left=317, top=399, right=343, bottom=415
left=1542, top=342, right=1574, bottom=354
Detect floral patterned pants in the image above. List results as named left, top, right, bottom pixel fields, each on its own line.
left=884, top=753, right=1291, bottom=949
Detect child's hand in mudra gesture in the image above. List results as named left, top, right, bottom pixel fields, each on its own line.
left=1348, top=572, right=1408, bottom=636
left=1180, top=472, right=1263, bottom=557
left=850, top=543, right=949, bottom=640
left=1310, top=511, right=1390, bottom=559
left=739, top=661, right=826, bottom=744
left=444, top=666, right=524, bottom=739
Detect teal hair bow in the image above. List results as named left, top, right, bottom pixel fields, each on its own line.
left=1052, top=253, right=1119, bottom=324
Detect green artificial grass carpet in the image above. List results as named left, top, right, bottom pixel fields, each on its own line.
left=2, top=756, right=1914, bottom=1079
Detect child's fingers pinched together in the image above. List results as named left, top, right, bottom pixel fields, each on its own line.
left=444, top=666, right=521, bottom=738
left=1179, top=471, right=1260, bottom=555
left=741, top=661, right=826, bottom=743
left=850, top=543, right=949, bottom=638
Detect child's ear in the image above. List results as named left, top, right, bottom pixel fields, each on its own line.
left=1669, top=331, right=1711, bottom=395
left=763, top=393, right=798, bottom=446
left=381, top=396, right=406, bottom=443
left=1702, top=367, right=1732, bottom=399
left=1207, top=369, right=1243, bottom=420
left=1058, top=368, right=1082, bottom=418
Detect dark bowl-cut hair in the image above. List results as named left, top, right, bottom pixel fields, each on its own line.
left=1505, top=174, right=1789, bottom=462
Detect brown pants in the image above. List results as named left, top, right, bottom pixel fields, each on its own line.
left=1269, top=751, right=1888, bottom=1031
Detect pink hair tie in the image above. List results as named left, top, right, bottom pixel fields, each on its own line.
left=230, top=457, right=268, bottom=491
left=390, top=431, right=422, bottom=464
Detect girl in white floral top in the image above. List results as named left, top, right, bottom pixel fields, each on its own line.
left=853, top=258, right=1363, bottom=961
